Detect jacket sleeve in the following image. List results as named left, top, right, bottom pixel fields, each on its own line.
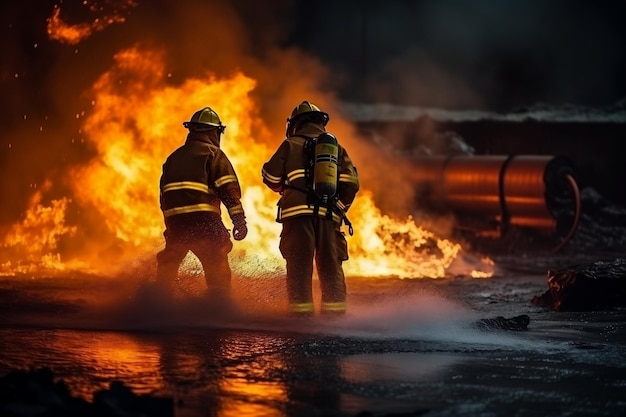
left=211, top=149, right=245, bottom=220
left=159, top=160, right=168, bottom=211
left=261, top=140, right=289, bottom=192
left=336, top=146, right=359, bottom=213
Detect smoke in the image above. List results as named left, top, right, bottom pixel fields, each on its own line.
left=0, top=269, right=539, bottom=354
left=292, top=0, right=626, bottom=110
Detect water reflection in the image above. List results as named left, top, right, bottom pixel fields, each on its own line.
left=340, top=352, right=460, bottom=382
left=279, top=342, right=342, bottom=417
left=157, top=330, right=289, bottom=417
left=0, top=329, right=164, bottom=400
left=1, top=327, right=346, bottom=417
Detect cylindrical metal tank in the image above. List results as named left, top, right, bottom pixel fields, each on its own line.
left=410, top=154, right=580, bottom=243
left=502, top=156, right=554, bottom=228
left=441, top=155, right=508, bottom=218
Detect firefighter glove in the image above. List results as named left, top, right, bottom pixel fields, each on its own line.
left=232, top=214, right=247, bottom=241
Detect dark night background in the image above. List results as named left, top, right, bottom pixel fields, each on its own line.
left=290, top=0, right=626, bottom=110
left=3, top=1, right=626, bottom=117
left=1, top=0, right=626, bottom=225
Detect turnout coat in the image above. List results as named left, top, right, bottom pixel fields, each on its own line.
left=261, top=123, right=359, bottom=225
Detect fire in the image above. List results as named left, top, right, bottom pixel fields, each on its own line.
left=0, top=181, right=83, bottom=274
left=69, top=46, right=288, bottom=275
left=0, top=43, right=494, bottom=279
left=347, top=190, right=463, bottom=278
left=47, top=1, right=137, bottom=45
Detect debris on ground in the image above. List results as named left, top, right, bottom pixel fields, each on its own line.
left=532, top=258, right=626, bottom=311
left=475, top=314, right=530, bottom=331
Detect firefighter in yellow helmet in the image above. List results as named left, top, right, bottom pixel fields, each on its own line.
left=156, top=107, right=247, bottom=299
left=262, top=101, right=360, bottom=317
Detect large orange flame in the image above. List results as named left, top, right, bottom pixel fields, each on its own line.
left=0, top=45, right=494, bottom=279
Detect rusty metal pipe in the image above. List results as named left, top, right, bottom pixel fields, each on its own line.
left=411, top=154, right=580, bottom=250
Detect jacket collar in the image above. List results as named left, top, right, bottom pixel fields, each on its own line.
left=291, top=122, right=326, bottom=139
left=185, top=130, right=220, bottom=147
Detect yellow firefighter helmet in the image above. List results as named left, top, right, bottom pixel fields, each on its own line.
left=286, top=100, right=329, bottom=136
left=183, top=107, right=226, bottom=133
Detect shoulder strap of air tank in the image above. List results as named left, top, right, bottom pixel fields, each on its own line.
left=336, top=141, right=344, bottom=174
left=301, top=135, right=321, bottom=215
left=301, top=135, right=315, bottom=183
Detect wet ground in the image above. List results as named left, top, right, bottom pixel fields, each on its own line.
left=1, top=250, right=625, bottom=417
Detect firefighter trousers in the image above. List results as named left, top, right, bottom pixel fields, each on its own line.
left=156, top=212, right=233, bottom=294
left=279, top=215, right=348, bottom=315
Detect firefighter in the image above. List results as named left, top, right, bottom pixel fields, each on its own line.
left=262, top=100, right=360, bottom=317
left=156, top=107, right=247, bottom=299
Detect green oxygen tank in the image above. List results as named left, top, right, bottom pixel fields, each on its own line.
left=313, top=132, right=339, bottom=203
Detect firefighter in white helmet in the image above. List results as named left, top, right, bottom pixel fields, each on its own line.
left=157, top=107, right=247, bottom=299
left=262, top=100, right=360, bottom=317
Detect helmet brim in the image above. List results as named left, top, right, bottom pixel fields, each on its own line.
left=183, top=121, right=226, bottom=132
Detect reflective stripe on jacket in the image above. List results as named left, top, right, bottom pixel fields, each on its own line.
left=160, top=131, right=244, bottom=221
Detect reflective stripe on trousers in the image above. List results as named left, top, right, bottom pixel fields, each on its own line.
left=289, top=302, right=314, bottom=314
left=321, top=301, right=346, bottom=314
